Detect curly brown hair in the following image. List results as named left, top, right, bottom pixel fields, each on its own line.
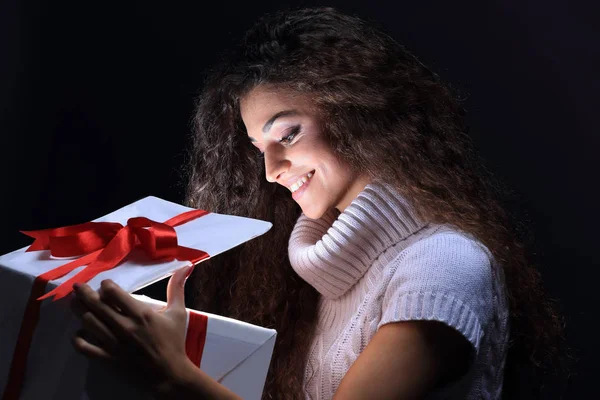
left=184, top=7, right=567, bottom=399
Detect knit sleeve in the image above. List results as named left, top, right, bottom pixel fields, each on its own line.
left=378, top=230, right=496, bottom=352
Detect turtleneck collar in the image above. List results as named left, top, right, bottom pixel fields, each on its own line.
left=288, top=182, right=428, bottom=299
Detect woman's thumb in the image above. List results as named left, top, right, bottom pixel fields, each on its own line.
left=166, top=264, right=194, bottom=311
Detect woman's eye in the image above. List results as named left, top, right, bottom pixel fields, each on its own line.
left=279, top=126, right=300, bottom=145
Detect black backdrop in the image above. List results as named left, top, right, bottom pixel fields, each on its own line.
left=1, top=0, right=597, bottom=397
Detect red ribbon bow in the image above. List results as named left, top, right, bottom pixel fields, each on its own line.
left=21, top=208, right=210, bottom=301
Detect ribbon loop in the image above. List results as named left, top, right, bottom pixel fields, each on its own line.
left=21, top=222, right=123, bottom=257
left=49, top=222, right=123, bottom=257
left=127, top=217, right=178, bottom=260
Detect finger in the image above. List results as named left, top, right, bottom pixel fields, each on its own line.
left=72, top=330, right=114, bottom=361
left=80, top=310, right=119, bottom=354
left=166, top=264, right=194, bottom=311
left=98, top=279, right=143, bottom=318
left=73, top=283, right=133, bottom=335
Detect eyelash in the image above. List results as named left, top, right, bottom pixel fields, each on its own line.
left=279, top=126, right=301, bottom=145
left=255, top=126, right=301, bottom=157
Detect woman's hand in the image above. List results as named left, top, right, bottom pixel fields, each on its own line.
left=71, top=264, right=195, bottom=395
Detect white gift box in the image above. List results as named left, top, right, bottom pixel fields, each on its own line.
left=0, top=196, right=275, bottom=400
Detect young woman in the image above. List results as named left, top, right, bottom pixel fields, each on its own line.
left=72, top=7, right=565, bottom=399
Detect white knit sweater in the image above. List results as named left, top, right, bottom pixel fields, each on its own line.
left=288, top=183, right=509, bottom=399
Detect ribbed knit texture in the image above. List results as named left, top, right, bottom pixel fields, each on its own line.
left=288, top=183, right=509, bottom=399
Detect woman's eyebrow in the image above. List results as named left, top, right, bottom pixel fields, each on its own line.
left=262, top=110, right=298, bottom=133
left=248, top=110, right=299, bottom=142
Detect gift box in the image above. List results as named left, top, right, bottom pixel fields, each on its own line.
left=0, top=196, right=275, bottom=400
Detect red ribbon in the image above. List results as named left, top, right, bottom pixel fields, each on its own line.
left=1, top=208, right=210, bottom=400
left=21, top=208, right=210, bottom=301
left=185, top=311, right=209, bottom=367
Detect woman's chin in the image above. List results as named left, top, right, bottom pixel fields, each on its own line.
left=300, top=203, right=329, bottom=220
left=300, top=204, right=320, bottom=220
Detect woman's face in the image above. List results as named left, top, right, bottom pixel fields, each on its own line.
left=240, top=86, right=370, bottom=219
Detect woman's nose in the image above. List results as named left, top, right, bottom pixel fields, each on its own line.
left=264, top=147, right=291, bottom=183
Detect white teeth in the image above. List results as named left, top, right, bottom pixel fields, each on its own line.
left=290, top=172, right=314, bottom=193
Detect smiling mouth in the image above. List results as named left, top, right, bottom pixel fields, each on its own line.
left=290, top=170, right=315, bottom=193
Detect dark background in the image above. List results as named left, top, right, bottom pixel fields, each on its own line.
left=1, top=0, right=597, bottom=397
